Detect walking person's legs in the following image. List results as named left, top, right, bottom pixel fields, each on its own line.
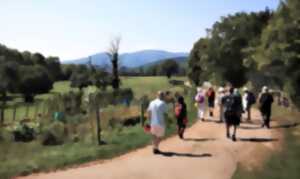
left=232, top=125, right=237, bottom=141
left=266, top=110, right=271, bottom=129
left=198, top=108, right=205, bottom=121
left=219, top=106, right=224, bottom=122
left=152, top=135, right=160, bottom=153
left=247, top=107, right=251, bottom=121
left=226, top=124, right=230, bottom=138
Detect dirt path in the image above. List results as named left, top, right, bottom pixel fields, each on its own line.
left=17, top=109, right=282, bottom=179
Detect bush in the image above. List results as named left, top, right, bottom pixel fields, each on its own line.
left=12, top=123, right=36, bottom=142
left=41, top=121, right=65, bottom=146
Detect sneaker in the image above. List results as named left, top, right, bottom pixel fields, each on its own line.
left=232, top=135, right=236, bottom=142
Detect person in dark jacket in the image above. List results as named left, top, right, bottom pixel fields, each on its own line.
left=222, top=87, right=242, bottom=141
left=175, top=96, right=187, bottom=139
left=259, top=86, right=274, bottom=129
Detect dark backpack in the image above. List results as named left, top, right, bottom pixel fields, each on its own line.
left=224, top=95, right=236, bottom=113
left=247, top=92, right=256, bottom=105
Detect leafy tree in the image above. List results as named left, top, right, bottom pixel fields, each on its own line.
left=0, top=59, right=19, bottom=124
left=159, top=59, right=179, bottom=78
left=70, top=65, right=91, bottom=91
left=255, top=0, right=300, bottom=107
left=46, top=56, right=63, bottom=81
left=90, top=69, right=110, bottom=91
left=188, top=9, right=272, bottom=87
left=18, top=65, right=53, bottom=103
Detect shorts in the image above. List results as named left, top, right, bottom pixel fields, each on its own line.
left=177, top=118, right=187, bottom=128
left=224, top=111, right=240, bottom=126
left=208, top=100, right=215, bottom=108
left=151, top=125, right=165, bottom=138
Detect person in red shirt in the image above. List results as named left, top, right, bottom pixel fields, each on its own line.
left=206, top=87, right=216, bottom=118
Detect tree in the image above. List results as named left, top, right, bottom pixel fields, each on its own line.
left=90, top=69, right=110, bottom=91
left=160, top=59, right=179, bottom=78
left=0, top=58, right=19, bottom=124
left=70, top=65, right=91, bottom=91
left=255, top=0, right=300, bottom=107
left=46, top=56, right=63, bottom=81
left=107, top=37, right=121, bottom=90
left=18, top=65, right=53, bottom=103
left=188, top=9, right=272, bottom=87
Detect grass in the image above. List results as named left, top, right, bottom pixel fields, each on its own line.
left=3, top=76, right=185, bottom=122
left=0, top=76, right=195, bottom=179
left=232, top=105, right=300, bottom=179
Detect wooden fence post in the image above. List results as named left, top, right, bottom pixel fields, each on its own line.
left=95, top=103, right=102, bottom=145
left=25, top=104, right=29, bottom=118
left=13, top=105, right=17, bottom=121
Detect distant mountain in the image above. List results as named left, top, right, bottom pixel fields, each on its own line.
left=63, top=50, right=188, bottom=68
left=132, top=56, right=188, bottom=70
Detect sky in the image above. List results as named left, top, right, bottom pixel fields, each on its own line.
left=0, top=0, right=280, bottom=61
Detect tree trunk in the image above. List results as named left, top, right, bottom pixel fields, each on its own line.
left=13, top=105, right=17, bottom=121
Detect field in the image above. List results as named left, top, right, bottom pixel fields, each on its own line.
left=0, top=76, right=197, bottom=179
left=3, top=76, right=186, bottom=123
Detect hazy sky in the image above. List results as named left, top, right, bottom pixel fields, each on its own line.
left=0, top=0, right=280, bottom=60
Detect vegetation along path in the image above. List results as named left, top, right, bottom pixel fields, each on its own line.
left=17, top=108, right=282, bottom=179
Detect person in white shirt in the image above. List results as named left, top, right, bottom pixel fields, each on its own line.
left=217, top=87, right=225, bottom=122
left=147, top=91, right=168, bottom=154
left=195, top=87, right=206, bottom=121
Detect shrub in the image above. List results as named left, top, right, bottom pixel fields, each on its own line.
left=41, top=121, right=65, bottom=146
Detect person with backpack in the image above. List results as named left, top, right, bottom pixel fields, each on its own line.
left=259, top=86, right=274, bottom=129
left=195, top=87, right=206, bottom=121
left=175, top=96, right=187, bottom=139
left=222, top=87, right=242, bottom=141
left=242, top=87, right=256, bottom=121
left=206, top=87, right=216, bottom=118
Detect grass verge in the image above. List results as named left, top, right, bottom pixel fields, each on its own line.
left=232, top=105, right=300, bottom=179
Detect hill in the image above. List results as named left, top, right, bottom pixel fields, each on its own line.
left=63, top=50, right=188, bottom=68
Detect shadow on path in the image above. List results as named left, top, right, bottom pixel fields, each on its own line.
left=183, top=138, right=216, bottom=142
left=270, top=122, right=300, bottom=129
left=238, top=137, right=278, bottom=143
left=239, top=125, right=262, bottom=130
left=158, top=151, right=212, bottom=158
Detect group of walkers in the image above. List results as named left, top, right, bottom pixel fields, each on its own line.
left=146, top=85, right=274, bottom=154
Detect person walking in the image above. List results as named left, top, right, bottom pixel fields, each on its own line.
left=234, top=88, right=243, bottom=117
left=195, top=87, right=206, bottom=121
left=206, top=87, right=216, bottom=118
left=147, top=91, right=168, bottom=154
left=222, top=87, right=242, bottom=141
left=259, top=86, right=274, bottom=129
left=175, top=96, right=187, bottom=139
left=217, top=87, right=225, bottom=122
left=242, top=87, right=256, bottom=121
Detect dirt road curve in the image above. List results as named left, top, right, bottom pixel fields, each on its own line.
left=17, top=109, right=281, bottom=179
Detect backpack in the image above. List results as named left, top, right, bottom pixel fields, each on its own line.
left=224, top=95, right=236, bottom=113
left=247, top=92, right=256, bottom=105
left=196, top=94, right=205, bottom=103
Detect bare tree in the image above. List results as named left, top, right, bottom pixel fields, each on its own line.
left=107, top=37, right=121, bottom=90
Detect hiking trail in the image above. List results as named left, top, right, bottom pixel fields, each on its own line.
left=17, top=108, right=282, bottom=179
